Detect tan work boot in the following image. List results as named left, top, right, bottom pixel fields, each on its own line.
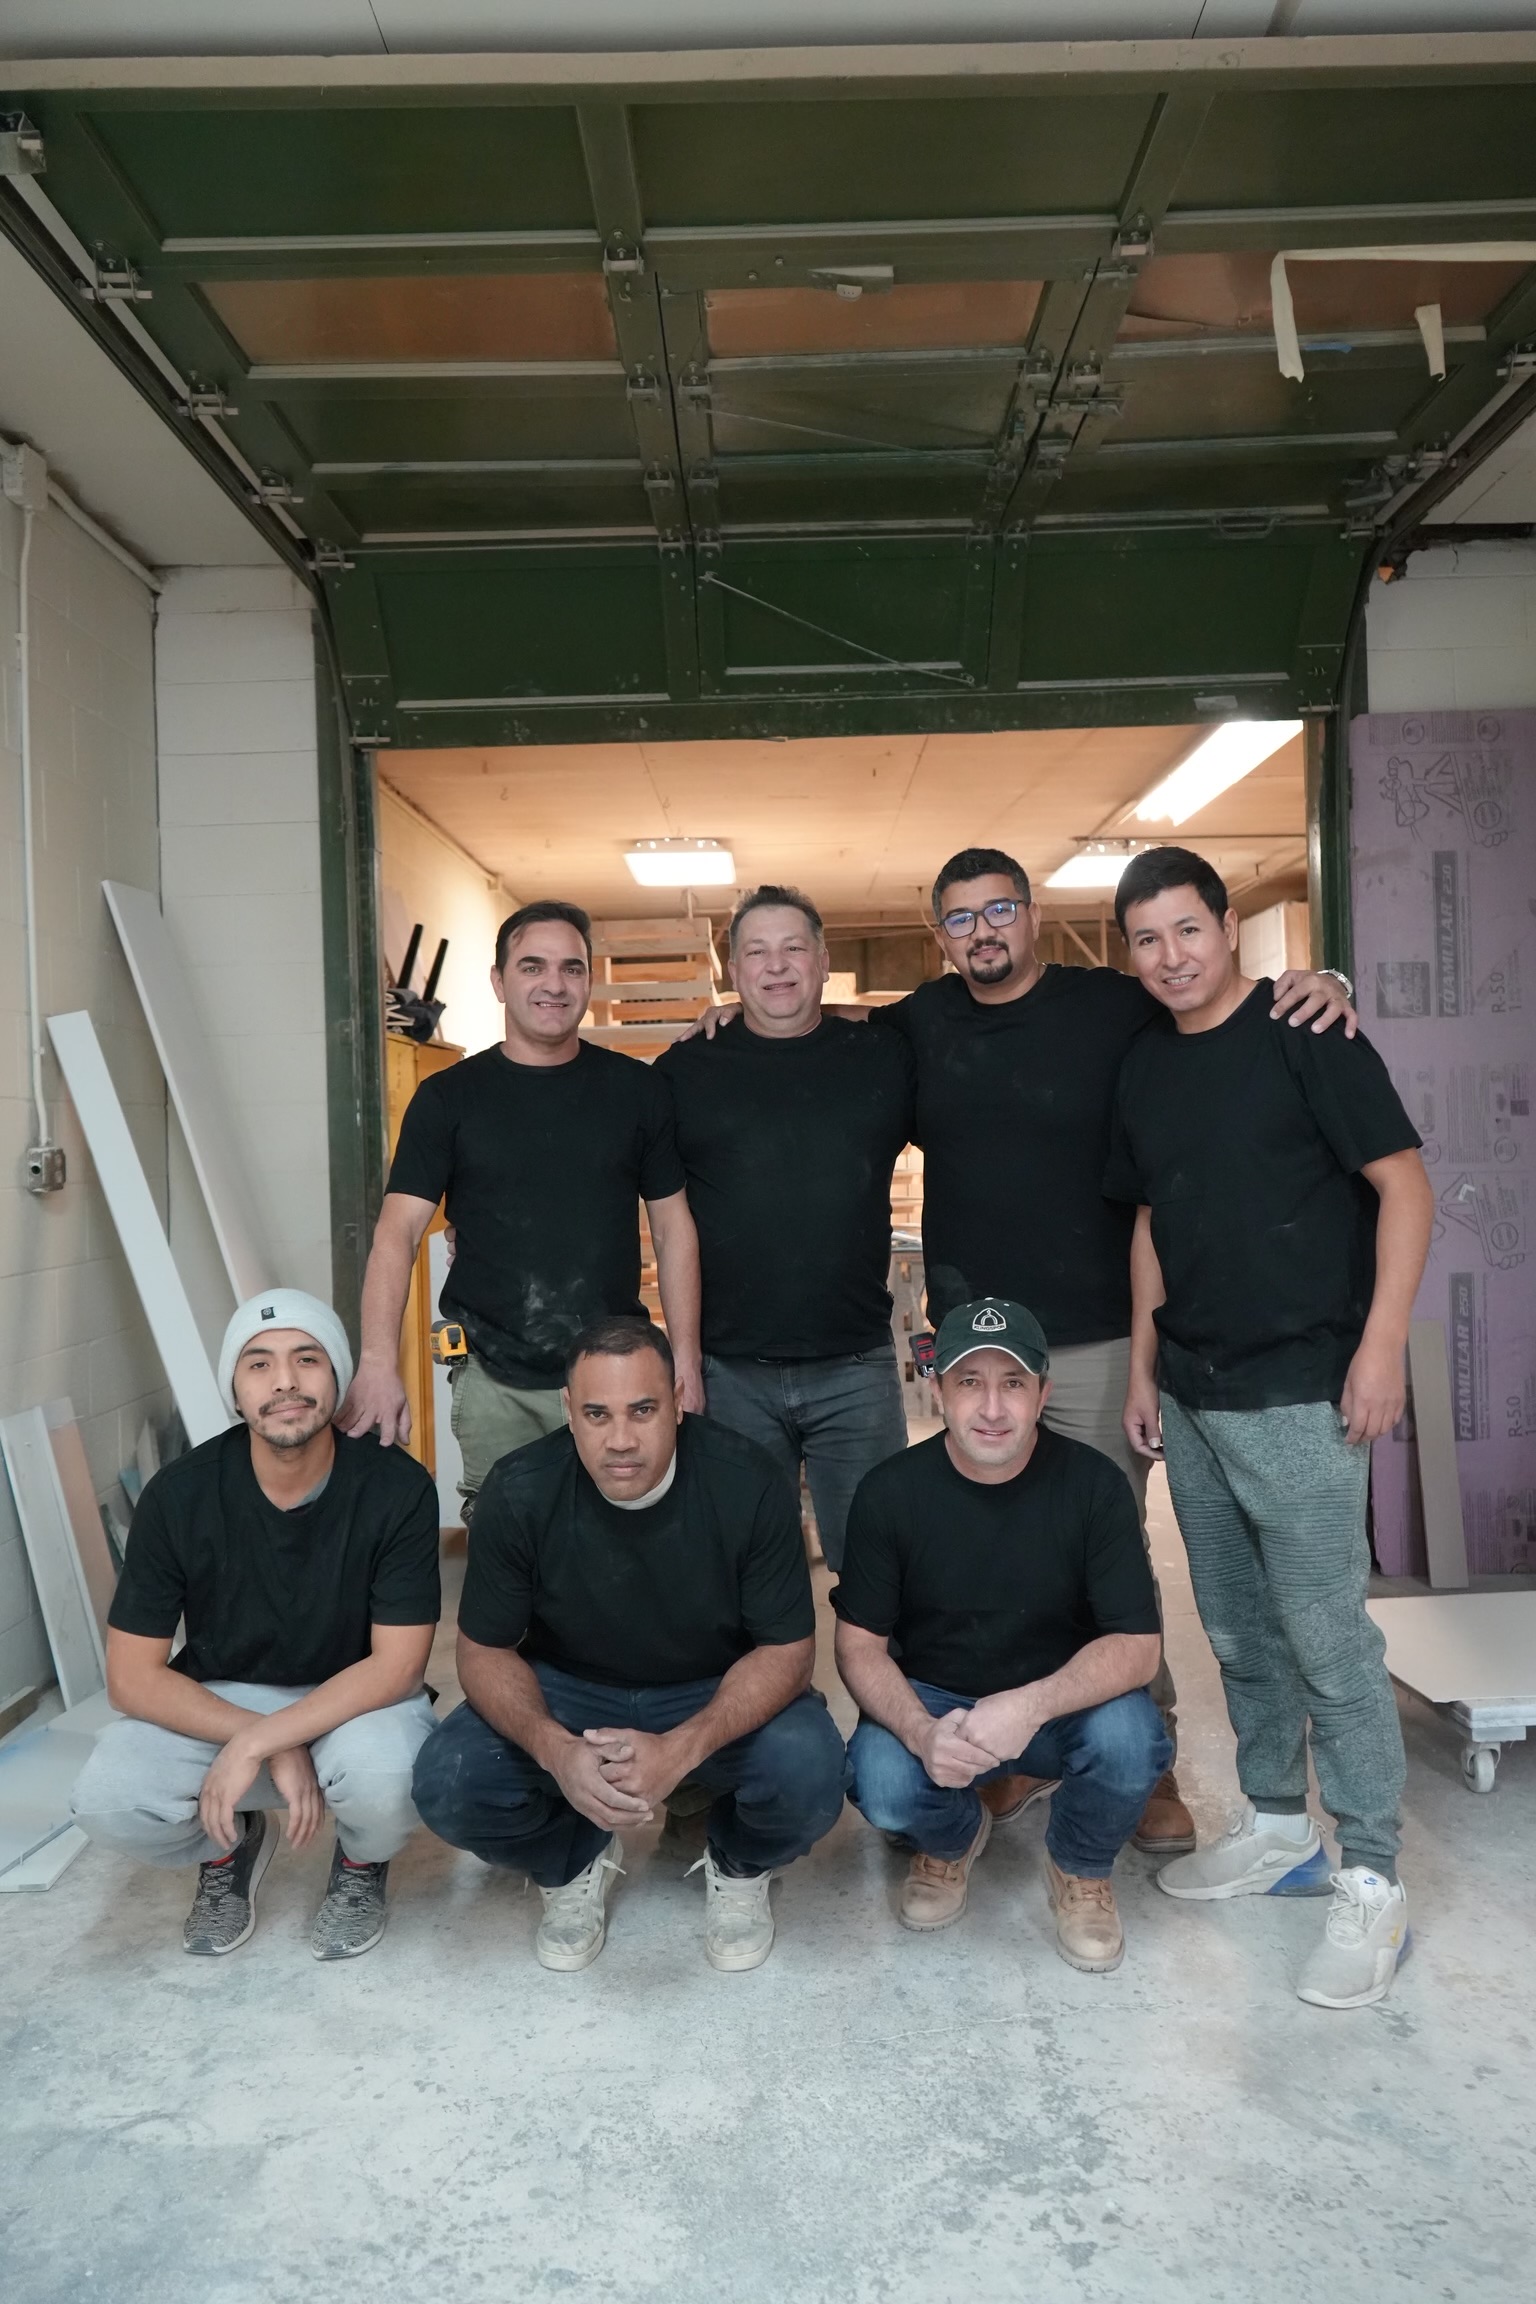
left=1045, top=1857, right=1125, bottom=1973
left=897, top=1809, right=992, bottom=1932
left=1131, top=1769, right=1196, bottom=1855
left=981, top=1773, right=1057, bottom=1823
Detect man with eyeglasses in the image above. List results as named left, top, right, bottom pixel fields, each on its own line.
left=861, top=846, right=1357, bottom=1852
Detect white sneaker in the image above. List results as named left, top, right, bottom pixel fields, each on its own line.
left=1156, top=1801, right=1331, bottom=1902
left=687, top=1850, right=775, bottom=1972
left=1297, top=1869, right=1410, bottom=2009
left=535, top=1836, right=624, bottom=1971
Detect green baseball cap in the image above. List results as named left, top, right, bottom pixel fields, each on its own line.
left=933, top=1297, right=1050, bottom=1378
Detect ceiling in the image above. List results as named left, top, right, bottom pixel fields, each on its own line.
left=380, top=722, right=1306, bottom=924
left=3, top=33, right=1535, bottom=744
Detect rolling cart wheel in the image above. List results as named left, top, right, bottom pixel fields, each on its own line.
left=1461, top=1743, right=1498, bottom=1794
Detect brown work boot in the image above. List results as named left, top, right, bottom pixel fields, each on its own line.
left=981, top=1773, right=1057, bottom=1822
left=1131, top=1769, right=1196, bottom=1855
left=897, top=1810, right=992, bottom=1932
left=1045, top=1857, right=1125, bottom=1973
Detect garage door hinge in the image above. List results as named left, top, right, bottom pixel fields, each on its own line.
left=1114, top=217, right=1154, bottom=260
left=82, top=255, right=151, bottom=304
left=678, top=371, right=713, bottom=411
left=178, top=385, right=238, bottom=420
left=249, top=470, right=303, bottom=507
left=603, top=242, right=645, bottom=278
left=1498, top=339, right=1536, bottom=381
left=627, top=371, right=662, bottom=405
left=0, top=112, right=44, bottom=177
left=311, top=541, right=354, bottom=571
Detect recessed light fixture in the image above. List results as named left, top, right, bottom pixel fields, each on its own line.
left=1132, top=719, right=1304, bottom=827
left=624, top=837, right=736, bottom=888
left=1044, top=846, right=1140, bottom=891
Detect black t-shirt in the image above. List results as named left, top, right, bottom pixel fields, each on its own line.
left=656, top=1017, right=915, bottom=1358
left=1103, top=979, right=1422, bottom=1411
left=108, top=1428, right=441, bottom=1686
left=459, top=1417, right=814, bottom=1686
left=833, top=1426, right=1158, bottom=1700
left=878, top=966, right=1156, bottom=1343
left=386, top=1042, right=687, bottom=1387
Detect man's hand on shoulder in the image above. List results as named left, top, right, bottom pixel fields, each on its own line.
left=913, top=1707, right=1004, bottom=1788
left=677, top=1002, right=742, bottom=1043
left=337, top=1357, right=411, bottom=1446
left=1271, top=968, right=1358, bottom=1040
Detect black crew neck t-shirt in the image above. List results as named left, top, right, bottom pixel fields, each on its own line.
left=1103, top=979, right=1421, bottom=1412
left=877, top=966, right=1156, bottom=1344
left=833, top=1426, right=1158, bottom=1700
left=385, top=1041, right=687, bottom=1387
left=459, top=1417, right=814, bottom=1686
left=655, top=1017, right=915, bottom=1359
left=108, top=1427, right=441, bottom=1686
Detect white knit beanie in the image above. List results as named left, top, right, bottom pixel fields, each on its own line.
left=218, top=1288, right=355, bottom=1416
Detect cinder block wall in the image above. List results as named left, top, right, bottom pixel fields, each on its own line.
left=154, top=569, right=331, bottom=1308
left=1367, top=542, right=1536, bottom=712
left=0, top=493, right=170, bottom=1705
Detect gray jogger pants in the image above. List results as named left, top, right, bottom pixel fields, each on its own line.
left=1159, top=1395, right=1404, bottom=1875
left=70, top=1684, right=436, bottom=1869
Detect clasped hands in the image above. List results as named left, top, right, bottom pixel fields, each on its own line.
left=551, top=1725, right=696, bottom=1833
left=915, top=1692, right=1038, bottom=1790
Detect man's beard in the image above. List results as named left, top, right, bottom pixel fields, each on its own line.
left=252, top=1397, right=330, bottom=1450
left=965, top=943, right=1014, bottom=985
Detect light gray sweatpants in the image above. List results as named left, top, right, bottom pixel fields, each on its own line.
left=1159, top=1395, right=1404, bottom=1876
left=1042, top=1335, right=1179, bottom=1741
left=70, top=1684, right=437, bottom=1868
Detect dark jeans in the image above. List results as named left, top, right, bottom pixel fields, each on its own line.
left=702, top=1341, right=908, bottom=1572
left=849, top=1679, right=1170, bottom=1879
left=412, top=1661, right=852, bottom=1887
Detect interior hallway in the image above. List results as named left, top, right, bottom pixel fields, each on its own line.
left=1, top=1471, right=1529, bottom=2304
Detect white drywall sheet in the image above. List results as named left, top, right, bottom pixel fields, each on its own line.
left=47, top=1010, right=229, bottom=1447
left=0, top=1409, right=104, bottom=1712
left=103, top=880, right=272, bottom=1302
left=1368, top=1594, right=1536, bottom=1707
left=45, top=1402, right=117, bottom=1645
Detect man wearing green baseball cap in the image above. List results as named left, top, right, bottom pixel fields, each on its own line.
left=834, top=1297, right=1169, bottom=1971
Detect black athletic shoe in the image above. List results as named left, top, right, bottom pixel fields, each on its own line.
left=310, top=1844, right=390, bottom=1962
left=183, top=1811, right=274, bottom=1956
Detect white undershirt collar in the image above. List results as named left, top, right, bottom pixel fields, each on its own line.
left=606, top=1450, right=679, bottom=1511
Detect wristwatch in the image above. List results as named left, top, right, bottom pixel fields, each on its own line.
left=1318, top=966, right=1354, bottom=1001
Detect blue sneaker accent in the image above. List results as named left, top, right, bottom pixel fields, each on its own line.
left=1266, top=1844, right=1334, bottom=1898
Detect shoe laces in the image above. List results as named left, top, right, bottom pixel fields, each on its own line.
left=1324, top=1870, right=1392, bottom=1946
left=686, top=1854, right=769, bottom=1906
left=907, top=1850, right=965, bottom=1888
left=543, top=1848, right=624, bottom=1913
left=193, top=1860, right=238, bottom=1914
left=329, top=1861, right=384, bottom=1911
left=1057, top=1871, right=1115, bottom=1912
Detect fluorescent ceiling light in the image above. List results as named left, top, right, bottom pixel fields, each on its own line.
left=1132, top=719, right=1304, bottom=826
left=624, top=837, right=736, bottom=888
left=1045, top=852, right=1135, bottom=890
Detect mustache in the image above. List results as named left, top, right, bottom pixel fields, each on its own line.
left=259, top=1393, right=321, bottom=1416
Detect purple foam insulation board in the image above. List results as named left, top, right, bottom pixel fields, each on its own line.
left=1350, top=709, right=1536, bottom=1577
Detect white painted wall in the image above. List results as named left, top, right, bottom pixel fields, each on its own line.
left=1366, top=542, right=1536, bottom=713
left=155, top=569, right=331, bottom=1308
left=377, top=777, right=514, bottom=1059
left=0, top=494, right=169, bottom=1707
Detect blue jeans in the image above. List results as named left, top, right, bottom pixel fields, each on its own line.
left=412, top=1661, right=852, bottom=1887
left=702, top=1342, right=908, bottom=1572
left=849, top=1680, right=1170, bottom=1879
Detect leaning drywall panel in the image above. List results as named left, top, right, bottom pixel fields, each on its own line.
left=1351, top=709, right=1536, bottom=1576
left=46, top=1012, right=229, bottom=1448
left=0, top=1410, right=104, bottom=1712
left=103, top=880, right=272, bottom=1302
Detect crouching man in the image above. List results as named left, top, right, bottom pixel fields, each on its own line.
left=836, top=1299, right=1168, bottom=1972
left=412, top=1316, right=849, bottom=1973
left=71, top=1290, right=440, bottom=1961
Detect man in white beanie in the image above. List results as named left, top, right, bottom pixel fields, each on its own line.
left=71, top=1289, right=441, bottom=1962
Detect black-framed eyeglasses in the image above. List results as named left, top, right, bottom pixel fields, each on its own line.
left=939, top=898, right=1020, bottom=937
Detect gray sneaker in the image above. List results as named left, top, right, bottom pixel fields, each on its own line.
left=184, top=1810, right=274, bottom=1956
left=310, top=1844, right=391, bottom=1962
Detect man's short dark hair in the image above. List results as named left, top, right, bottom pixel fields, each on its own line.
left=564, top=1314, right=676, bottom=1387
left=1114, top=846, right=1231, bottom=938
left=932, top=848, right=1032, bottom=920
left=495, top=900, right=592, bottom=974
left=728, top=883, right=824, bottom=953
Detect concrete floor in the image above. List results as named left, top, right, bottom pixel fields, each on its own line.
left=2, top=1467, right=1532, bottom=2304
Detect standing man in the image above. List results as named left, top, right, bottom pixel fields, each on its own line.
left=71, top=1290, right=440, bottom=1962
left=656, top=885, right=914, bottom=1573
left=412, top=1316, right=850, bottom=1973
left=1108, top=845, right=1432, bottom=2010
left=836, top=1298, right=1168, bottom=1972
left=340, top=900, right=703, bottom=1517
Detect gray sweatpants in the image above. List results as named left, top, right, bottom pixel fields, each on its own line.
left=70, top=1684, right=436, bottom=1869
left=1043, top=1335, right=1179, bottom=1742
left=1160, top=1395, right=1404, bottom=1876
